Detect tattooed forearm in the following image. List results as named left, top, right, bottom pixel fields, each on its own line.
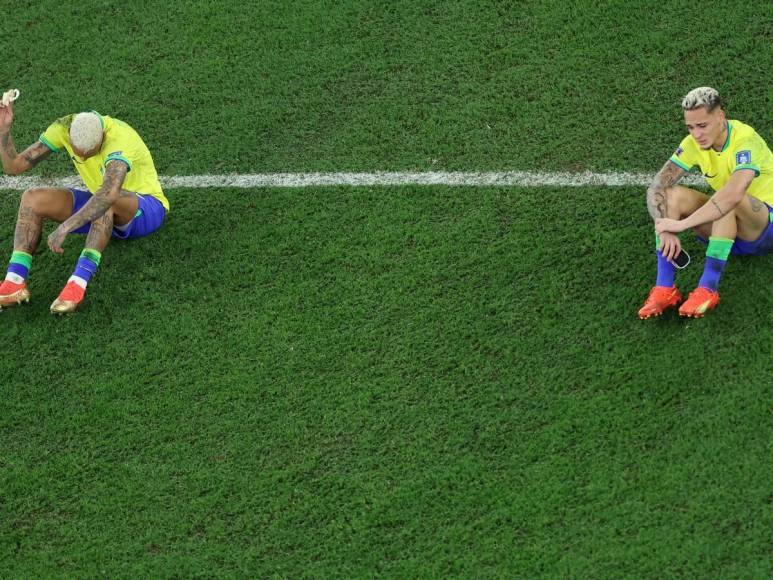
left=711, top=198, right=727, bottom=217
left=21, top=142, right=52, bottom=167
left=60, top=160, right=128, bottom=233
left=14, top=205, right=42, bottom=252
left=0, top=131, right=19, bottom=173
left=646, top=160, right=686, bottom=221
left=2, top=136, right=51, bottom=174
left=67, top=195, right=114, bottom=232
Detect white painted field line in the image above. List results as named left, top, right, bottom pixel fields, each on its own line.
left=0, top=171, right=706, bottom=191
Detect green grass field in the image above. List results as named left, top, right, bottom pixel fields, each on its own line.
left=1, top=1, right=772, bottom=577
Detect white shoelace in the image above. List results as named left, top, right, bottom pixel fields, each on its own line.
left=1, top=89, right=20, bottom=107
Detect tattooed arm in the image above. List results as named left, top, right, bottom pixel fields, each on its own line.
left=1, top=139, right=53, bottom=175
left=1, top=132, right=52, bottom=175
left=0, top=101, right=52, bottom=174
left=646, top=160, right=686, bottom=221
left=47, top=160, right=129, bottom=254
left=646, top=160, right=687, bottom=262
left=656, top=169, right=755, bottom=235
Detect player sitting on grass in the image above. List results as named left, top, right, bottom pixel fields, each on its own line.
left=639, top=86, right=773, bottom=319
left=0, top=98, right=169, bottom=314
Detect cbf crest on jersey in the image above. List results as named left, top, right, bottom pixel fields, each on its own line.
left=736, top=150, right=752, bottom=165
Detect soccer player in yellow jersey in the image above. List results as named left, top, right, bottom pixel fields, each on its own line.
left=0, top=100, right=169, bottom=314
left=639, top=87, right=773, bottom=319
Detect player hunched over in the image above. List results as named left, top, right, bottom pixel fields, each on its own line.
left=0, top=95, right=169, bottom=314
left=639, top=86, right=773, bottom=319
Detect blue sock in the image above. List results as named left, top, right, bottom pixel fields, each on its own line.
left=69, top=249, right=101, bottom=289
left=698, top=237, right=733, bottom=291
left=654, top=235, right=676, bottom=287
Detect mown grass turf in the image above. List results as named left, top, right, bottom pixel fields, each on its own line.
left=1, top=0, right=772, bottom=576
left=3, top=0, right=771, bottom=176
left=1, top=187, right=770, bottom=577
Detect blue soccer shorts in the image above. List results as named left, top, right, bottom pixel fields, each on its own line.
left=696, top=202, right=773, bottom=256
left=70, top=188, right=166, bottom=239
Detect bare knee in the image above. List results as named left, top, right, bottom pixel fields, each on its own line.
left=20, top=188, right=73, bottom=222
left=662, top=186, right=680, bottom=215
left=663, top=185, right=690, bottom=212
left=733, top=196, right=769, bottom=241
left=20, top=188, right=46, bottom=212
left=664, top=185, right=709, bottom=219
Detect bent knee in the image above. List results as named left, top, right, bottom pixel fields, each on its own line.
left=663, top=185, right=696, bottom=202
left=21, top=187, right=73, bottom=220
left=20, top=187, right=46, bottom=208
left=733, top=197, right=770, bottom=241
left=664, top=185, right=709, bottom=216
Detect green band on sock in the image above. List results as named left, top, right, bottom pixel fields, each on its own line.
left=706, top=237, right=734, bottom=261
left=655, top=233, right=661, bottom=250
left=81, top=249, right=102, bottom=266
left=10, top=251, right=33, bottom=269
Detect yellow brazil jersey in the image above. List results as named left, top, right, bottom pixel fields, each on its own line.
left=39, top=112, right=169, bottom=211
left=669, top=119, right=773, bottom=205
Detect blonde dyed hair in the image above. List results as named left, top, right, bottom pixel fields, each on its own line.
left=682, top=87, right=723, bottom=112
left=69, top=112, right=103, bottom=152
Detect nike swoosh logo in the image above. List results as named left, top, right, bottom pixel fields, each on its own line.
left=697, top=300, right=713, bottom=314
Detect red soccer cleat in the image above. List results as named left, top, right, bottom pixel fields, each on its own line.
left=0, top=279, right=30, bottom=308
left=638, top=286, right=682, bottom=319
left=679, top=287, right=720, bottom=318
left=50, top=281, right=86, bottom=315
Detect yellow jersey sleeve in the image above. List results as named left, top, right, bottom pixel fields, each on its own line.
left=100, top=116, right=169, bottom=211
left=668, top=135, right=700, bottom=173
left=730, top=137, right=763, bottom=177
left=38, top=115, right=74, bottom=153
left=102, top=131, right=134, bottom=173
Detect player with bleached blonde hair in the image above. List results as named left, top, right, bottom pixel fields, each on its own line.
left=639, top=86, right=773, bottom=319
left=0, top=96, right=169, bottom=314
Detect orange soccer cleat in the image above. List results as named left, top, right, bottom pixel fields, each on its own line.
left=638, top=286, right=682, bottom=319
left=0, top=279, right=30, bottom=308
left=678, top=287, right=720, bottom=318
left=50, top=281, right=86, bottom=315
